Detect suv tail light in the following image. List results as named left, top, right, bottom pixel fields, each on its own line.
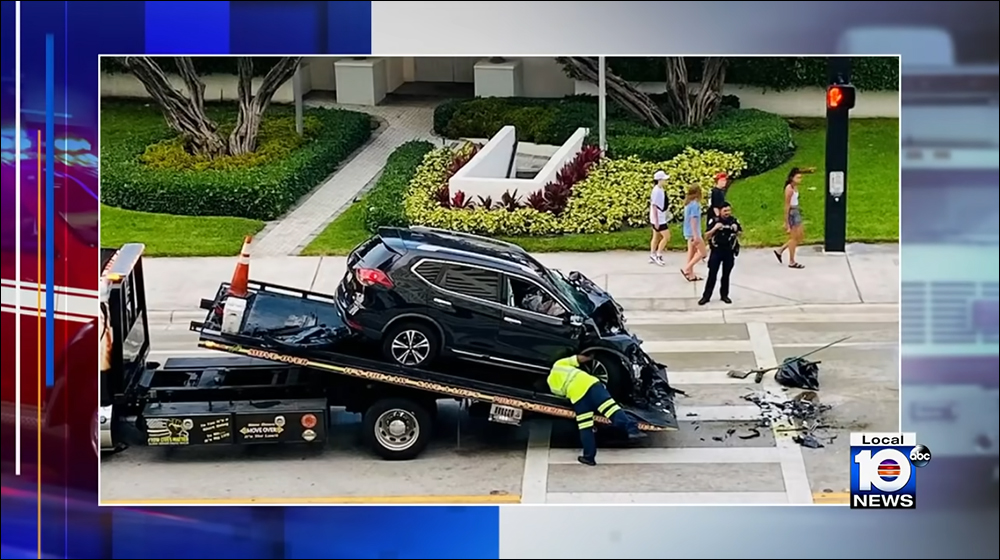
left=356, top=267, right=393, bottom=288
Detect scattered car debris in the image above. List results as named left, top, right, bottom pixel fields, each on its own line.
left=741, top=389, right=833, bottom=448
left=794, top=434, right=825, bottom=448
left=739, top=428, right=762, bottom=440
left=726, top=336, right=849, bottom=387
left=774, top=357, right=821, bottom=391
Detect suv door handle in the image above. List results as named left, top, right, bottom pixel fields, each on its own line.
left=433, top=298, right=452, bottom=307
left=504, top=316, right=522, bottom=325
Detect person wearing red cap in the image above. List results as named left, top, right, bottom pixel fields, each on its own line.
left=708, top=172, right=730, bottom=227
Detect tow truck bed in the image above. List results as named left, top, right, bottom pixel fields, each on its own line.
left=192, top=280, right=678, bottom=431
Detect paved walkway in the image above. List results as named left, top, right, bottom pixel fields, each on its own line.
left=142, top=244, right=899, bottom=318
left=251, top=101, right=437, bottom=257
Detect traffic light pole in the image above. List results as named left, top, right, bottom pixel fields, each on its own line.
left=824, top=57, right=851, bottom=253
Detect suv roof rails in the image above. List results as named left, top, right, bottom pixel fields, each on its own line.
left=408, top=226, right=526, bottom=252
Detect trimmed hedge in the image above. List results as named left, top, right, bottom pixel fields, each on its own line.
left=364, top=140, right=436, bottom=232
left=435, top=97, right=790, bottom=176
left=403, top=144, right=747, bottom=236
left=606, top=57, right=899, bottom=91
left=100, top=57, right=283, bottom=77
left=100, top=101, right=372, bottom=220
left=607, top=109, right=793, bottom=176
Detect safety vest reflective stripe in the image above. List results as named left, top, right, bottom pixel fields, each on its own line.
left=598, top=398, right=621, bottom=418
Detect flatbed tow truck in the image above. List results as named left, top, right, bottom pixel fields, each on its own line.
left=100, top=243, right=678, bottom=460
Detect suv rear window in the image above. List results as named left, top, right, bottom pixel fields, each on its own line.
left=349, top=237, right=397, bottom=270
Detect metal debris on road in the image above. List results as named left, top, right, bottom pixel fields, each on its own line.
left=741, top=389, right=833, bottom=448
left=794, top=434, right=825, bottom=448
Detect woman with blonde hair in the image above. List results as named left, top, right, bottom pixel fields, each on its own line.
left=680, top=184, right=706, bottom=281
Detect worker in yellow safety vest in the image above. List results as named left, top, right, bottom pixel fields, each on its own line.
left=548, top=354, right=645, bottom=466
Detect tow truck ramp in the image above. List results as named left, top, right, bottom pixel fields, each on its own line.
left=191, top=279, right=678, bottom=433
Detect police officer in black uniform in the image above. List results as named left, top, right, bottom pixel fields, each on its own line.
left=699, top=202, right=741, bottom=305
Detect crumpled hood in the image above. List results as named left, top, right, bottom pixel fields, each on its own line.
left=565, top=270, right=619, bottom=314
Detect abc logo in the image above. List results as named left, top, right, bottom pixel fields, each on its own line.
left=909, top=444, right=932, bottom=467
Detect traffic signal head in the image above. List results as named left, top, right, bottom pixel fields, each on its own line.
left=827, top=84, right=856, bottom=111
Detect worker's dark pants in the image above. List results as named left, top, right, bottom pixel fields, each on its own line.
left=573, top=383, right=640, bottom=460
left=702, top=248, right=735, bottom=299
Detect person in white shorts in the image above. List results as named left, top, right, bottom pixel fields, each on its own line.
left=649, top=170, right=671, bottom=265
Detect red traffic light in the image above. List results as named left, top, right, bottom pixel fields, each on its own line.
left=827, top=87, right=844, bottom=108
left=826, top=84, right=856, bottom=110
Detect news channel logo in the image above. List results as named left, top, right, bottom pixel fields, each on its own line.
left=850, top=432, right=931, bottom=509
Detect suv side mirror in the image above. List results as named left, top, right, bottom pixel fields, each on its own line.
left=567, top=315, right=585, bottom=327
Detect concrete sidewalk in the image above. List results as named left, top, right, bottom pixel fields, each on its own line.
left=143, top=243, right=898, bottom=321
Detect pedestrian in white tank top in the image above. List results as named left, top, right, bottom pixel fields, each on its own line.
left=648, top=170, right=671, bottom=265
left=774, top=167, right=810, bottom=269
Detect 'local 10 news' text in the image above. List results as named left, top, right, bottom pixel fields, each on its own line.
left=850, top=432, right=932, bottom=508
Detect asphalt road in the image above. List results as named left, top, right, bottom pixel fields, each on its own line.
left=100, top=312, right=900, bottom=505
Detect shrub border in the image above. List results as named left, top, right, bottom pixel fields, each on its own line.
left=435, top=98, right=793, bottom=176
left=605, top=57, right=899, bottom=91
left=363, top=140, right=436, bottom=232
left=100, top=104, right=373, bottom=221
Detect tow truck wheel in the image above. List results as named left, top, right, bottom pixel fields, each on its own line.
left=382, top=321, right=440, bottom=369
left=363, top=398, right=433, bottom=460
left=589, top=353, right=629, bottom=402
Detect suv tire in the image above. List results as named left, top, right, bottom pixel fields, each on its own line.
left=382, top=321, right=440, bottom=369
left=589, top=353, right=630, bottom=403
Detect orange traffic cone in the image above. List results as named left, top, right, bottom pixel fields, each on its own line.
left=228, top=236, right=252, bottom=298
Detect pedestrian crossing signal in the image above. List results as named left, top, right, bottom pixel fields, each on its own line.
left=827, top=84, right=856, bottom=111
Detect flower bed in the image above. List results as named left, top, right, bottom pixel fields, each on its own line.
left=403, top=144, right=746, bottom=237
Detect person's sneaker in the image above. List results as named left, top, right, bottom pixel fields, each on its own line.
left=578, top=456, right=597, bottom=466
left=721, top=296, right=732, bottom=304
left=698, top=297, right=710, bottom=306
left=648, top=254, right=658, bottom=265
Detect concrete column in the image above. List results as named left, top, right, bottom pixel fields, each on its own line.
left=474, top=58, right=523, bottom=98
left=334, top=58, right=387, bottom=106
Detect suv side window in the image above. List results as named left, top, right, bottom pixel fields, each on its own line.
left=437, top=264, right=501, bottom=302
left=414, top=260, right=446, bottom=283
left=507, top=277, right=567, bottom=317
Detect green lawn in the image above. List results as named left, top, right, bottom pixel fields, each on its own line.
left=303, top=117, right=899, bottom=255
left=301, top=196, right=371, bottom=256
left=101, top=204, right=265, bottom=257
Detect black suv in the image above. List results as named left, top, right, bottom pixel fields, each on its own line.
left=336, top=226, right=652, bottom=399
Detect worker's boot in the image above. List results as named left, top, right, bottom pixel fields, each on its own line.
left=577, top=456, right=596, bottom=466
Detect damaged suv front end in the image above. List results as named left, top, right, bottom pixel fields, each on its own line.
left=555, top=270, right=680, bottom=428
